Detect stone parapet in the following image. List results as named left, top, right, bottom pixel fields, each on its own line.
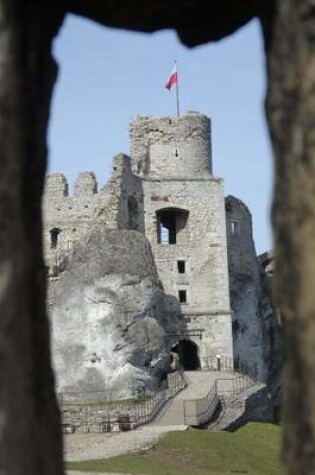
left=130, top=111, right=212, bottom=179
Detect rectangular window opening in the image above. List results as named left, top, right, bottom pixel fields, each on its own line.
left=177, top=260, right=186, bottom=274
left=157, top=212, right=177, bottom=245
left=231, top=221, right=239, bottom=235
left=178, top=290, right=187, bottom=303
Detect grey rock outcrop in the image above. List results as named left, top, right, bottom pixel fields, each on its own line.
left=225, top=196, right=283, bottom=410
left=51, top=228, right=176, bottom=398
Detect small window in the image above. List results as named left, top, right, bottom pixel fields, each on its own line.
left=231, top=221, right=239, bottom=235
left=177, top=260, right=186, bottom=274
left=50, top=228, right=61, bottom=249
left=178, top=290, right=187, bottom=303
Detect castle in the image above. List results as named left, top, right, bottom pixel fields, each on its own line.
left=43, top=111, right=258, bottom=380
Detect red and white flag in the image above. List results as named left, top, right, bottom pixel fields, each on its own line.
left=165, top=63, right=178, bottom=90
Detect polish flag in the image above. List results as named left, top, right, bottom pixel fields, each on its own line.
left=165, top=63, right=178, bottom=90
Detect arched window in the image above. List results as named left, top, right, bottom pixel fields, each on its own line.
left=156, top=208, right=189, bottom=245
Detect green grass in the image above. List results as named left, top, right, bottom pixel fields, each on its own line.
left=66, top=422, right=282, bottom=475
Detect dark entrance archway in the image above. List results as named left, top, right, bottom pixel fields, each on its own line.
left=172, top=339, right=200, bottom=370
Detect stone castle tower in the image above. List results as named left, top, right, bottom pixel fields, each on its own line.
left=43, top=111, right=234, bottom=372
left=129, top=112, right=233, bottom=366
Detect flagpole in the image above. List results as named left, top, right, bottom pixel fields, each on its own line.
left=175, top=61, right=180, bottom=117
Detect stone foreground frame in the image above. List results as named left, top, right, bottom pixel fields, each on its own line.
left=0, top=1, right=313, bottom=474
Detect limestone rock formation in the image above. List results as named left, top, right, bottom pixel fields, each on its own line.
left=225, top=196, right=283, bottom=410
left=258, top=252, right=283, bottom=415
left=51, top=228, right=175, bottom=398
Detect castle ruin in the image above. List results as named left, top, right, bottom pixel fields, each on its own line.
left=44, top=111, right=269, bottom=392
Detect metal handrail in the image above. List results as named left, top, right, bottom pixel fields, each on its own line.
left=132, top=370, right=188, bottom=428
left=60, top=369, right=188, bottom=433
left=201, top=354, right=258, bottom=381
left=183, top=361, right=257, bottom=426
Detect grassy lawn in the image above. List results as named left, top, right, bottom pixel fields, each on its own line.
left=66, top=422, right=282, bottom=475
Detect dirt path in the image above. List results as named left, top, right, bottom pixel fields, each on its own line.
left=64, top=425, right=187, bottom=462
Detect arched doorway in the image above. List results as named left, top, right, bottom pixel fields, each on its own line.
left=172, top=340, right=200, bottom=370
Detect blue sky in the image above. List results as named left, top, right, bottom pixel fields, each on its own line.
left=49, top=14, right=273, bottom=254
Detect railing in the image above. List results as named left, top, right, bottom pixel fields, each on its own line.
left=60, top=362, right=257, bottom=431
left=201, top=355, right=257, bottom=381
left=132, top=370, right=188, bottom=428
left=216, top=375, right=255, bottom=395
left=183, top=360, right=257, bottom=426
left=201, top=354, right=234, bottom=372
left=60, top=370, right=188, bottom=433
left=132, top=380, right=168, bottom=428
left=183, top=382, right=219, bottom=426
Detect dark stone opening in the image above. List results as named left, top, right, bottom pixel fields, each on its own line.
left=156, top=208, right=189, bottom=245
left=50, top=228, right=62, bottom=249
left=177, top=260, right=186, bottom=273
left=178, top=290, right=187, bottom=303
left=127, top=196, right=139, bottom=230
left=172, top=339, right=200, bottom=370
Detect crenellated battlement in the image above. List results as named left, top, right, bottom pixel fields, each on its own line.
left=45, top=171, right=98, bottom=201
left=44, top=154, right=134, bottom=203
left=43, top=151, right=144, bottom=276
left=45, top=173, right=69, bottom=197
left=74, top=171, right=98, bottom=196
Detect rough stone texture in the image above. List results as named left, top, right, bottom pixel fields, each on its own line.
left=211, top=384, right=274, bottom=432
left=44, top=154, right=144, bottom=275
left=68, top=0, right=259, bottom=46
left=226, top=196, right=265, bottom=378
left=130, top=112, right=212, bottom=177
left=45, top=113, right=282, bottom=409
left=44, top=114, right=280, bottom=449
left=51, top=228, right=183, bottom=396
left=133, top=113, right=232, bottom=361
left=46, top=113, right=233, bottom=375
left=261, top=2, right=315, bottom=473
left=2, top=1, right=314, bottom=474
left=225, top=195, right=283, bottom=411
left=0, top=2, right=65, bottom=475
left=258, top=251, right=283, bottom=414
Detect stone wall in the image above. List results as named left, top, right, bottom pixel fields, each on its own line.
left=44, top=112, right=281, bottom=398
left=43, top=153, right=144, bottom=275
left=225, top=195, right=266, bottom=379
left=225, top=195, right=283, bottom=400
left=130, top=111, right=212, bottom=178
left=142, top=177, right=232, bottom=361
left=130, top=112, right=233, bottom=364
left=50, top=227, right=187, bottom=396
